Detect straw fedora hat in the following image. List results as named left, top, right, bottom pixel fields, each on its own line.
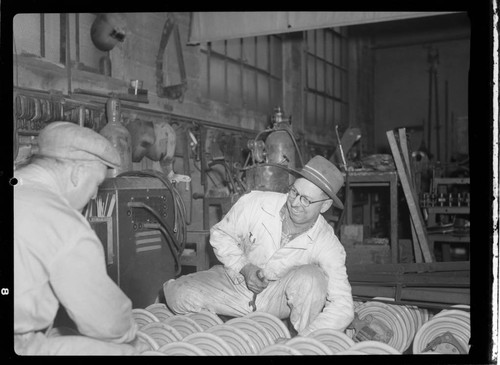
left=294, top=155, right=345, bottom=209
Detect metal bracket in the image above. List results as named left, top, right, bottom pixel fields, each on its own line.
left=422, top=331, right=466, bottom=354
left=171, top=173, right=191, bottom=184
left=351, top=313, right=393, bottom=344
left=156, top=13, right=187, bottom=102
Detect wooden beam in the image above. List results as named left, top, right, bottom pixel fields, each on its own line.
left=349, top=271, right=469, bottom=284
left=387, top=130, right=433, bottom=262
left=351, top=285, right=470, bottom=305
left=400, top=287, right=470, bottom=305
left=347, top=260, right=470, bottom=274
left=398, top=128, right=423, bottom=263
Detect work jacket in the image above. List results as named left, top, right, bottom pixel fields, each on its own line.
left=14, top=164, right=137, bottom=345
left=210, top=190, right=354, bottom=334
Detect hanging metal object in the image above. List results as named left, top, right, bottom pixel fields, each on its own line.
left=99, top=96, right=133, bottom=178
left=243, top=107, right=303, bottom=193
left=90, top=13, right=127, bottom=52
left=156, top=13, right=187, bottom=102
left=125, top=119, right=156, bottom=163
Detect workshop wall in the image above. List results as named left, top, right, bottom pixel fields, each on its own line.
left=13, top=12, right=471, bottom=242
left=13, top=12, right=273, bottom=130
left=373, top=40, right=470, bottom=161
left=13, top=12, right=303, bottom=233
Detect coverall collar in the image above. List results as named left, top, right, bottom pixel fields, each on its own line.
left=16, top=164, right=72, bottom=208
left=259, top=193, right=320, bottom=248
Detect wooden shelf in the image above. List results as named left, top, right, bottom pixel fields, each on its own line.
left=343, top=170, right=399, bottom=263
left=348, top=261, right=470, bottom=307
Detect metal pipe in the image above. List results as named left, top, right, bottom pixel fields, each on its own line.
left=434, top=67, right=440, bottom=161
left=40, top=14, right=45, bottom=57
left=65, top=13, right=72, bottom=94
left=371, top=32, right=470, bottom=50
left=427, top=67, right=432, bottom=157
left=75, top=13, right=80, bottom=64
left=335, top=125, right=347, bottom=169
left=334, top=125, right=349, bottom=236
left=444, top=80, right=449, bottom=165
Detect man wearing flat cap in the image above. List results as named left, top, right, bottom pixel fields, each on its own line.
left=14, top=122, right=145, bottom=355
left=164, top=155, right=354, bottom=337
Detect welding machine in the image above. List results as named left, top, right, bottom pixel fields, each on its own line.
left=86, top=172, right=184, bottom=308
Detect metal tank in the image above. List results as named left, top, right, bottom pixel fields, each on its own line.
left=99, top=96, right=133, bottom=178
left=245, top=107, right=302, bottom=193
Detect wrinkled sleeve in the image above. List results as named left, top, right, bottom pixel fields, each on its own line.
left=299, top=236, right=354, bottom=336
left=49, top=227, right=138, bottom=344
left=209, top=193, right=253, bottom=276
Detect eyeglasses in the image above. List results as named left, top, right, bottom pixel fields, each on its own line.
left=287, top=185, right=330, bottom=207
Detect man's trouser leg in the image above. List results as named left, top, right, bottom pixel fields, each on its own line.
left=164, top=264, right=327, bottom=333
left=255, top=264, right=328, bottom=333
left=164, top=265, right=257, bottom=317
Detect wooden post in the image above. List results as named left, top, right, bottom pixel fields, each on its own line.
left=387, top=130, right=433, bottom=263
left=398, top=129, right=423, bottom=263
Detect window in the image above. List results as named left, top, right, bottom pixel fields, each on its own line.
left=200, top=35, right=283, bottom=113
left=13, top=13, right=110, bottom=75
left=304, top=27, right=348, bottom=132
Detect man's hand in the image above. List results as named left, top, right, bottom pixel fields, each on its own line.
left=240, top=263, right=269, bottom=294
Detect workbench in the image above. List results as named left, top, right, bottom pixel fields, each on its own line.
left=427, top=233, right=470, bottom=261
left=344, top=170, right=399, bottom=263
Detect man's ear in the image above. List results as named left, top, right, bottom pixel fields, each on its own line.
left=70, top=163, right=83, bottom=187
left=320, top=199, right=333, bottom=214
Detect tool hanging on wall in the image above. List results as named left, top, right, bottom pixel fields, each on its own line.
left=156, top=13, right=187, bottom=102
left=90, top=13, right=127, bottom=52
left=90, top=14, right=127, bottom=78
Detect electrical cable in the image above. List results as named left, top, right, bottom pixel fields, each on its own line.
left=128, top=201, right=180, bottom=251
left=183, top=129, right=193, bottom=225
left=117, top=170, right=187, bottom=253
left=143, top=222, right=182, bottom=277
left=208, top=160, right=240, bottom=194
left=194, top=160, right=219, bottom=187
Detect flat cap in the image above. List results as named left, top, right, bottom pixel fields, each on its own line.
left=36, top=121, right=121, bottom=168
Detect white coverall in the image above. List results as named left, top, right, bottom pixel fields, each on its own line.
left=165, top=190, right=354, bottom=336
left=14, top=164, right=139, bottom=355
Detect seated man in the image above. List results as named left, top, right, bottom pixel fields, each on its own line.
left=164, top=155, right=354, bottom=337
left=14, top=122, right=145, bottom=355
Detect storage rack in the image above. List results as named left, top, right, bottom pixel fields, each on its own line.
left=422, top=177, right=470, bottom=261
